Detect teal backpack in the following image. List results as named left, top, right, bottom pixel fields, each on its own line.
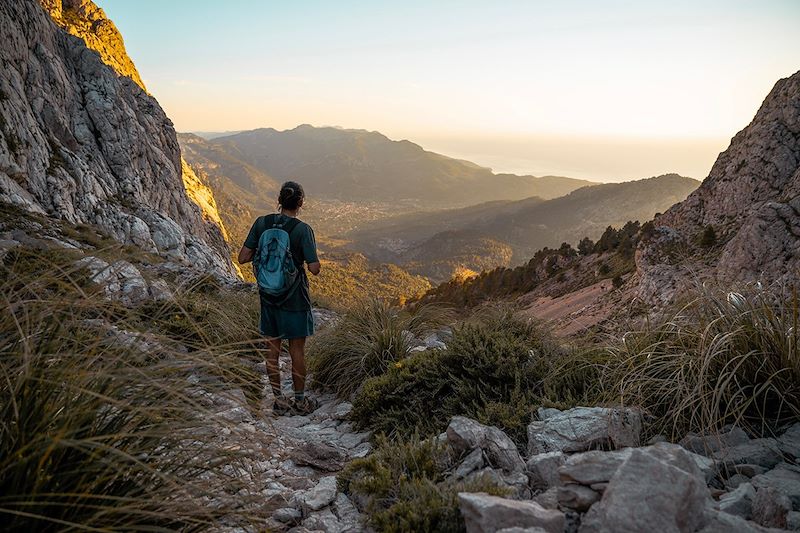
left=253, top=215, right=302, bottom=297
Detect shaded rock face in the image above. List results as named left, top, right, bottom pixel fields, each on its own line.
left=636, top=70, right=800, bottom=303
left=0, top=0, right=234, bottom=276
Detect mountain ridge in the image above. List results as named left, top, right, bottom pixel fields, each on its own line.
left=350, top=173, right=699, bottom=280
left=202, top=124, right=598, bottom=207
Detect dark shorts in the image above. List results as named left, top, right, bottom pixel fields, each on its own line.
left=260, top=304, right=315, bottom=339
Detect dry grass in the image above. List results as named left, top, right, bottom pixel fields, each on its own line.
left=308, top=298, right=452, bottom=398
left=602, top=284, right=800, bottom=439
left=0, top=246, right=271, bottom=531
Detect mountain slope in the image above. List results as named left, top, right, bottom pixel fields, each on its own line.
left=208, top=125, right=597, bottom=207
left=637, top=70, right=800, bottom=303
left=350, top=174, right=699, bottom=280
left=0, top=0, right=233, bottom=275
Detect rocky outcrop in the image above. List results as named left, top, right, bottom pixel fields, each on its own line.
left=41, top=0, right=145, bottom=90
left=0, top=0, right=234, bottom=276
left=636, top=70, right=800, bottom=303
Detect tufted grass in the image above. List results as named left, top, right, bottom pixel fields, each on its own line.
left=602, top=285, right=800, bottom=440
left=0, top=244, right=271, bottom=530
left=338, top=435, right=507, bottom=533
left=308, top=298, right=452, bottom=398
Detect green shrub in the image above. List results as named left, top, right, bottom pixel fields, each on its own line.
left=350, top=307, right=592, bottom=447
left=602, top=286, right=800, bottom=440
left=338, top=435, right=507, bottom=533
left=308, top=299, right=451, bottom=398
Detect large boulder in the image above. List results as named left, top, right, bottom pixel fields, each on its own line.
left=578, top=446, right=713, bottom=532
left=447, top=417, right=525, bottom=473
left=458, top=492, right=565, bottom=533
left=559, top=443, right=715, bottom=488
left=527, top=407, right=641, bottom=456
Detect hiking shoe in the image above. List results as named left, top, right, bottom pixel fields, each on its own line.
left=290, top=396, right=318, bottom=416
left=272, top=395, right=293, bottom=416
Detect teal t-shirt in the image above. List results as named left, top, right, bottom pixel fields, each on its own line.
left=244, top=213, right=319, bottom=311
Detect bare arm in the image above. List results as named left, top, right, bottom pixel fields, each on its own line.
left=238, top=245, right=255, bottom=264
left=307, top=261, right=321, bottom=276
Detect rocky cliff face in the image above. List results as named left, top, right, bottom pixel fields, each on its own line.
left=0, top=0, right=234, bottom=276
left=636, top=71, right=800, bottom=303
left=40, top=0, right=145, bottom=90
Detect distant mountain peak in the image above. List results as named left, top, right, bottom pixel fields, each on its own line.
left=199, top=125, right=597, bottom=207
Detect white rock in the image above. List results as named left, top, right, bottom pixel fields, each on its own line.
left=578, top=446, right=712, bottom=532
left=527, top=406, right=642, bottom=455
left=302, top=476, right=338, bottom=512
left=458, top=492, right=565, bottom=533
left=447, top=417, right=525, bottom=473
left=526, top=451, right=566, bottom=490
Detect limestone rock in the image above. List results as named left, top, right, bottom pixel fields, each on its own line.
left=77, top=256, right=152, bottom=305
left=711, top=438, right=783, bottom=471
left=779, top=423, right=800, bottom=459
left=788, top=511, right=800, bottom=531
left=0, top=0, right=234, bottom=277
left=455, top=448, right=486, bottom=479
left=578, top=447, right=713, bottom=533
left=447, top=417, right=525, bottom=473
left=293, top=444, right=346, bottom=473
left=527, top=407, right=642, bottom=455
left=636, top=70, right=800, bottom=303
left=558, top=448, right=633, bottom=487
left=526, top=451, right=566, bottom=490
left=497, top=527, right=547, bottom=533
left=301, top=476, right=338, bottom=512
left=272, top=507, right=302, bottom=525
left=458, top=492, right=565, bottom=533
left=752, top=463, right=800, bottom=510
left=752, top=486, right=792, bottom=529
left=719, top=482, right=756, bottom=519
left=698, top=511, right=773, bottom=533
left=680, top=426, right=751, bottom=456
left=557, top=483, right=601, bottom=512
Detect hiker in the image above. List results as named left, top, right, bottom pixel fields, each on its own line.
left=237, top=181, right=321, bottom=416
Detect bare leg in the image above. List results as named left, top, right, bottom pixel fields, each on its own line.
left=265, top=338, right=282, bottom=397
left=287, top=337, right=307, bottom=397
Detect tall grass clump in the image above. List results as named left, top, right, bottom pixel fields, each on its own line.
left=603, top=285, right=800, bottom=440
left=308, top=298, right=451, bottom=398
left=350, top=306, right=598, bottom=446
left=338, top=435, right=507, bottom=533
left=0, top=247, right=271, bottom=530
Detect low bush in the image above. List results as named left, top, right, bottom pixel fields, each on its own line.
left=338, top=435, right=507, bottom=533
left=350, top=307, right=600, bottom=446
left=602, top=285, right=800, bottom=439
left=308, top=299, right=451, bottom=398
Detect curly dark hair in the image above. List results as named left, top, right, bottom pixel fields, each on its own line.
left=278, top=181, right=305, bottom=211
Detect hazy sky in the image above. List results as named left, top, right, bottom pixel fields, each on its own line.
left=98, top=0, right=800, bottom=182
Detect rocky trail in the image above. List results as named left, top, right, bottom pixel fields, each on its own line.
left=207, top=350, right=369, bottom=533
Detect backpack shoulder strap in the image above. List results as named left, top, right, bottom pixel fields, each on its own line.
left=283, top=217, right=302, bottom=235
